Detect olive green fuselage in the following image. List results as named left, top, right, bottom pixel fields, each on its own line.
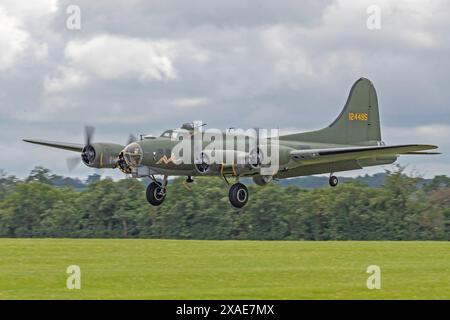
left=133, top=135, right=396, bottom=178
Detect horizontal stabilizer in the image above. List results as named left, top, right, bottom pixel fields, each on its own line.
left=290, top=144, right=439, bottom=163
left=401, top=151, right=441, bottom=155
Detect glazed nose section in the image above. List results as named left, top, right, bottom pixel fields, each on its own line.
left=122, top=142, right=143, bottom=167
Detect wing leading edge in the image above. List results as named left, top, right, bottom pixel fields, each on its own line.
left=23, top=139, right=84, bottom=152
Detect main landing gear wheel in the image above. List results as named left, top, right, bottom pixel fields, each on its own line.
left=146, top=181, right=166, bottom=206
left=329, top=175, right=338, bottom=187
left=228, top=183, right=249, bottom=208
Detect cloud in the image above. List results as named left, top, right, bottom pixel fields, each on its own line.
left=383, top=125, right=450, bottom=147
left=44, top=66, right=88, bottom=92
left=65, top=35, right=177, bottom=81
left=0, top=0, right=58, bottom=20
left=1, top=0, right=450, bottom=178
left=56, top=35, right=177, bottom=87
left=173, top=97, right=209, bottom=108
left=43, top=35, right=182, bottom=93
left=0, top=0, right=56, bottom=70
left=0, top=7, right=29, bottom=69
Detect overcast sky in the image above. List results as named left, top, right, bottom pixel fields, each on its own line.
left=1, top=0, right=449, bottom=179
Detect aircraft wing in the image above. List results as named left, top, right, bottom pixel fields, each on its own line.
left=23, top=139, right=83, bottom=152
left=290, top=144, right=439, bottom=163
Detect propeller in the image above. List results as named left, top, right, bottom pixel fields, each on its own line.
left=126, top=134, right=137, bottom=145
left=81, top=126, right=96, bottom=165
left=66, top=126, right=96, bottom=171
left=85, top=125, right=95, bottom=146
left=66, top=156, right=81, bottom=171
left=66, top=127, right=137, bottom=171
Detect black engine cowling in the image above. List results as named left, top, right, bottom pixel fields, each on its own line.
left=252, top=175, right=273, bottom=186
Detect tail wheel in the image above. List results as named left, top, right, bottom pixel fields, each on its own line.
left=329, top=175, right=338, bottom=187
left=228, top=183, right=249, bottom=208
left=146, top=181, right=166, bottom=206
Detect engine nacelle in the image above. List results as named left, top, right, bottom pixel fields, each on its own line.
left=252, top=175, right=273, bottom=186
left=81, top=143, right=124, bottom=168
left=194, top=150, right=249, bottom=174
left=194, top=152, right=211, bottom=174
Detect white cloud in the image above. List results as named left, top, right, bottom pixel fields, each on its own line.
left=44, top=35, right=182, bottom=93
left=44, top=66, right=88, bottom=92
left=173, top=97, right=209, bottom=108
left=0, top=0, right=58, bottom=20
left=383, top=125, right=450, bottom=146
left=257, top=0, right=450, bottom=83
left=2, top=0, right=450, bottom=177
left=0, top=1, right=56, bottom=70
left=0, top=7, right=29, bottom=70
left=65, top=35, right=177, bottom=80
left=32, top=42, right=49, bottom=60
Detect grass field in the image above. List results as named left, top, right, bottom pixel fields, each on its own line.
left=0, top=239, right=448, bottom=299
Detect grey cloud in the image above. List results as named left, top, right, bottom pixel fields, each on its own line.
left=1, top=0, right=449, bottom=178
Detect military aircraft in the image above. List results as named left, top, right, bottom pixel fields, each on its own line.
left=24, top=78, right=439, bottom=208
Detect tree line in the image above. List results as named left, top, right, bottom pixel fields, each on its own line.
left=0, top=166, right=448, bottom=240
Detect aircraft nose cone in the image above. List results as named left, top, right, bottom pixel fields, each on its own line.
left=122, top=142, right=143, bottom=167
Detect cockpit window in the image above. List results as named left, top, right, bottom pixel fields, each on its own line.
left=160, top=130, right=183, bottom=140
left=160, top=128, right=193, bottom=140
left=160, top=130, right=173, bottom=138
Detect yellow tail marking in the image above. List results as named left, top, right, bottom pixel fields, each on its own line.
left=348, top=112, right=368, bottom=121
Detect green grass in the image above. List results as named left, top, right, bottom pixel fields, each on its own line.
left=0, top=239, right=448, bottom=299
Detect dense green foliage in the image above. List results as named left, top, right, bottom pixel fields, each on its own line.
left=0, top=167, right=449, bottom=240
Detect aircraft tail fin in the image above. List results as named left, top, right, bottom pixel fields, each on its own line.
left=282, top=77, right=382, bottom=145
